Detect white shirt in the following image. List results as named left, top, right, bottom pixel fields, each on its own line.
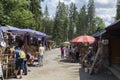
left=39, top=46, right=45, bottom=55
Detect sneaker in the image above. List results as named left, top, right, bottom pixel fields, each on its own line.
left=19, top=76, right=22, bottom=79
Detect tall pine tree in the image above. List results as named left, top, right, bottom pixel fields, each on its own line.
left=69, top=2, right=78, bottom=40
left=53, top=1, right=68, bottom=44
left=77, top=5, right=87, bottom=36
left=43, top=5, right=49, bottom=32
left=29, top=0, right=43, bottom=30
left=87, top=0, right=95, bottom=34
left=116, top=0, right=120, bottom=20
left=0, top=2, right=4, bottom=24
left=43, top=4, right=54, bottom=36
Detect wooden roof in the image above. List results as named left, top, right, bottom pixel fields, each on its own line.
left=93, top=19, right=120, bottom=38
left=105, top=19, right=120, bottom=31
left=105, top=19, right=120, bottom=38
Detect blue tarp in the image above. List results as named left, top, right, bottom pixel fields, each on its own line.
left=0, top=27, right=4, bottom=39
left=9, top=28, right=47, bottom=37
left=0, top=25, right=47, bottom=37
left=22, top=29, right=47, bottom=37
left=0, top=27, right=3, bottom=32
left=0, top=25, right=20, bottom=32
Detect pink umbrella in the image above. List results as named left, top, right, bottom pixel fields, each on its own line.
left=71, top=35, right=95, bottom=43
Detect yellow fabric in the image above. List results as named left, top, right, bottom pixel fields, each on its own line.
left=19, top=51, right=26, bottom=59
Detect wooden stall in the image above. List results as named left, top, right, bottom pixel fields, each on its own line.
left=104, top=19, right=120, bottom=67
left=0, top=48, right=15, bottom=79
left=47, top=40, right=55, bottom=50
left=91, top=19, right=120, bottom=79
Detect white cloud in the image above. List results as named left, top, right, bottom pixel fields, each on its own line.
left=96, top=14, right=115, bottom=26
left=95, top=0, right=109, bottom=4
left=95, top=0, right=117, bottom=26
left=95, top=9, right=116, bottom=26
left=95, top=0, right=117, bottom=5
left=96, top=8, right=116, bottom=16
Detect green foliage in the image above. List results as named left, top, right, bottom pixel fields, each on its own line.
left=1, top=0, right=28, bottom=14
left=29, top=0, right=43, bottom=30
left=8, top=8, right=35, bottom=28
left=93, top=17, right=105, bottom=32
left=0, top=2, right=4, bottom=23
left=0, top=0, right=43, bottom=30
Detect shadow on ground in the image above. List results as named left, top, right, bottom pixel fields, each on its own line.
left=79, top=67, right=119, bottom=80
left=59, top=59, right=79, bottom=63
left=59, top=59, right=72, bottom=63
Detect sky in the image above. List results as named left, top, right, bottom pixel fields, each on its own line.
left=41, top=0, right=117, bottom=26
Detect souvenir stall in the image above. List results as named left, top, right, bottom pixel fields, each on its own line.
left=102, top=19, right=120, bottom=79
left=70, top=35, right=96, bottom=63
left=9, top=28, right=47, bottom=65
left=47, top=40, right=55, bottom=50
left=0, top=26, right=47, bottom=79
left=86, top=19, right=120, bottom=79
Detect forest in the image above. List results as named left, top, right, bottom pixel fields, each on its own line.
left=1, top=0, right=119, bottom=44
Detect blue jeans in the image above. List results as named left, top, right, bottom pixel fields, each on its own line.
left=38, top=55, right=43, bottom=62
left=24, top=62, right=28, bottom=75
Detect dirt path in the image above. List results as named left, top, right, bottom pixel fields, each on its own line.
left=9, top=48, right=80, bottom=80
left=8, top=48, right=119, bottom=80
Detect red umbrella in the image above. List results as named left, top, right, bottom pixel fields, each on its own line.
left=71, top=35, right=95, bottom=43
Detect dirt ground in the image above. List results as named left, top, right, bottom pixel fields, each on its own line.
left=8, top=48, right=118, bottom=80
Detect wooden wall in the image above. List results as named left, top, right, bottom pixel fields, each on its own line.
left=110, top=39, right=120, bottom=65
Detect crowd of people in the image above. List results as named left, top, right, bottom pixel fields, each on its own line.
left=13, top=43, right=45, bottom=79
left=60, top=44, right=81, bottom=62
left=60, top=43, right=95, bottom=67
left=60, top=42, right=105, bottom=74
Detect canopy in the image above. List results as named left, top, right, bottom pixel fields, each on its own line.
left=22, top=29, right=47, bottom=37
left=0, top=27, right=3, bottom=32
left=71, top=35, right=95, bottom=44
left=0, top=25, right=20, bottom=32
left=0, top=27, right=3, bottom=39
left=0, top=25, right=47, bottom=37
left=11, top=28, right=47, bottom=37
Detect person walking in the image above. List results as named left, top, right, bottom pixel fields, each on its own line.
left=60, top=46, right=65, bottom=59
left=14, top=45, right=26, bottom=79
left=19, top=45, right=26, bottom=78
left=14, top=46, right=20, bottom=79
left=38, top=44, right=45, bottom=66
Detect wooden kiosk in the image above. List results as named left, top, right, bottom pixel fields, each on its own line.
left=93, top=19, right=120, bottom=79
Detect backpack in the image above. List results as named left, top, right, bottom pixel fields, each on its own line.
left=19, top=51, right=26, bottom=59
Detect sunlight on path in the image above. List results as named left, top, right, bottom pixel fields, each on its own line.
left=9, top=48, right=80, bottom=80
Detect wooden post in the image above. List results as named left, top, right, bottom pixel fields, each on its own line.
left=89, top=47, right=101, bottom=75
